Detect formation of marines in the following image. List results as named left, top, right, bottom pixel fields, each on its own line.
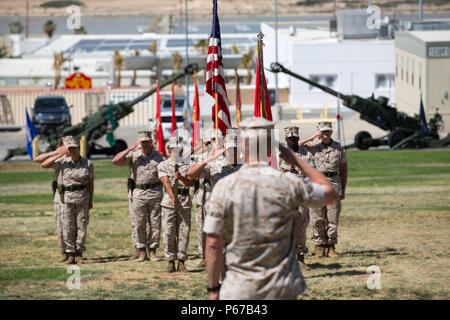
left=37, top=118, right=347, bottom=300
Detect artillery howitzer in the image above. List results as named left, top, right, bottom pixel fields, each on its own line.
left=270, top=62, right=450, bottom=150
left=3, top=63, right=199, bottom=161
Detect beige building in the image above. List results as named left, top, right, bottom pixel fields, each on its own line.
left=395, top=31, right=450, bottom=133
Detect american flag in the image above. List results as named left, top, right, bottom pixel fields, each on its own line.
left=206, top=0, right=231, bottom=136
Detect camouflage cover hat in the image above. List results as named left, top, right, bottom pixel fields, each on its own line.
left=317, top=121, right=333, bottom=131
left=138, top=131, right=153, bottom=142
left=64, top=136, right=79, bottom=148
left=284, top=126, right=299, bottom=138
left=167, top=136, right=183, bottom=148
left=204, top=128, right=223, bottom=141
left=239, top=117, right=274, bottom=137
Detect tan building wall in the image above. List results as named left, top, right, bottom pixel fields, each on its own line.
left=395, top=31, right=450, bottom=134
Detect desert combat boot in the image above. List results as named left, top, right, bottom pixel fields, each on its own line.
left=66, top=253, right=76, bottom=265
left=131, top=248, right=140, bottom=260
left=167, top=260, right=176, bottom=273
left=59, top=253, right=69, bottom=262
left=148, top=248, right=158, bottom=261
left=177, top=260, right=188, bottom=273
left=75, top=252, right=83, bottom=264
left=136, top=248, right=149, bottom=262
left=313, top=245, right=327, bottom=258
left=297, top=253, right=311, bottom=271
left=327, top=244, right=340, bottom=257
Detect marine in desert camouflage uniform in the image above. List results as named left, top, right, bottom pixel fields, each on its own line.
left=204, top=117, right=338, bottom=300
left=279, top=126, right=315, bottom=270
left=189, top=129, right=222, bottom=267
left=112, top=131, right=165, bottom=262
left=299, top=121, right=348, bottom=257
left=35, top=138, right=69, bottom=262
left=41, top=136, right=95, bottom=265
left=158, top=136, right=194, bottom=273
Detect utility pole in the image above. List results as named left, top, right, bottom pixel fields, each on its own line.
left=185, top=0, right=190, bottom=119
left=273, top=0, right=281, bottom=121
left=26, top=0, right=29, bottom=38
left=419, top=0, right=423, bottom=20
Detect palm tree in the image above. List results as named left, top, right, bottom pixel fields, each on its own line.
left=113, top=49, right=124, bottom=88
left=130, top=50, right=140, bottom=87
left=148, top=41, right=157, bottom=55
left=172, top=51, right=183, bottom=87
left=43, top=20, right=57, bottom=39
left=53, top=51, right=68, bottom=89
left=74, top=26, right=87, bottom=35
left=9, top=21, right=23, bottom=34
left=240, top=48, right=254, bottom=85
left=193, top=39, right=208, bottom=55
left=232, top=44, right=239, bottom=54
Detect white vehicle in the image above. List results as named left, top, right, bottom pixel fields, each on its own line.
left=160, top=95, right=190, bottom=148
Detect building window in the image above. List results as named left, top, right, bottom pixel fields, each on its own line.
left=411, top=60, right=415, bottom=86
left=309, top=75, right=337, bottom=91
left=406, top=58, right=409, bottom=84
left=401, top=56, right=404, bottom=81
left=418, top=62, right=422, bottom=90
left=375, top=74, right=395, bottom=90
left=395, top=54, right=398, bottom=77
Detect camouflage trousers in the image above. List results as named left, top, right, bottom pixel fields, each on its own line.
left=294, top=206, right=310, bottom=255
left=62, top=202, right=89, bottom=253
left=196, top=205, right=206, bottom=257
left=310, top=199, right=342, bottom=246
left=54, top=201, right=66, bottom=254
left=128, top=196, right=152, bottom=248
left=132, top=197, right=162, bottom=249
left=162, top=206, right=191, bottom=261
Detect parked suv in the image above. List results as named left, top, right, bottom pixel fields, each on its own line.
left=32, top=95, right=72, bottom=130
left=160, top=95, right=188, bottom=142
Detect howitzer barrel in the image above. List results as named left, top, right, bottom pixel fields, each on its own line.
left=125, top=63, right=199, bottom=108
left=269, top=62, right=350, bottom=103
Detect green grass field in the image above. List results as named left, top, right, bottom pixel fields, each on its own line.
left=0, top=150, right=449, bottom=300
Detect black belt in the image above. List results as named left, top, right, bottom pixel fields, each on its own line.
left=62, top=184, right=86, bottom=192
left=135, top=181, right=162, bottom=190
left=322, top=172, right=338, bottom=178
left=177, top=188, right=190, bottom=196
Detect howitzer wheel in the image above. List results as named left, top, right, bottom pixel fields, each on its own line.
left=354, top=131, right=372, bottom=150
left=387, top=130, right=406, bottom=148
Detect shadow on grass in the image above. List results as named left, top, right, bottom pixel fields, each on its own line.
left=306, top=270, right=367, bottom=279
left=342, top=247, right=407, bottom=258
left=87, top=255, right=132, bottom=263
left=307, top=263, right=343, bottom=270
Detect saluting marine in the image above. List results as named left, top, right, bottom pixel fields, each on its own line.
left=158, top=136, right=194, bottom=273
left=35, top=138, right=69, bottom=262
left=112, top=131, right=165, bottom=262
left=41, top=136, right=94, bottom=265
left=279, top=126, right=315, bottom=270
left=299, top=122, right=348, bottom=257
left=190, top=128, right=222, bottom=267
left=204, top=117, right=338, bottom=300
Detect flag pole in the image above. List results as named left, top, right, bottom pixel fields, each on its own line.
left=215, top=89, right=219, bottom=141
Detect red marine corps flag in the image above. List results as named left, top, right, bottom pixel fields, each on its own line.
left=206, top=0, right=231, bottom=137
left=170, top=82, right=178, bottom=137
left=254, top=32, right=273, bottom=121
left=156, top=81, right=167, bottom=157
left=235, top=70, right=242, bottom=127
left=192, top=70, right=201, bottom=152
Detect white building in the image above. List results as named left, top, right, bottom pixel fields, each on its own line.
left=261, top=23, right=396, bottom=112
